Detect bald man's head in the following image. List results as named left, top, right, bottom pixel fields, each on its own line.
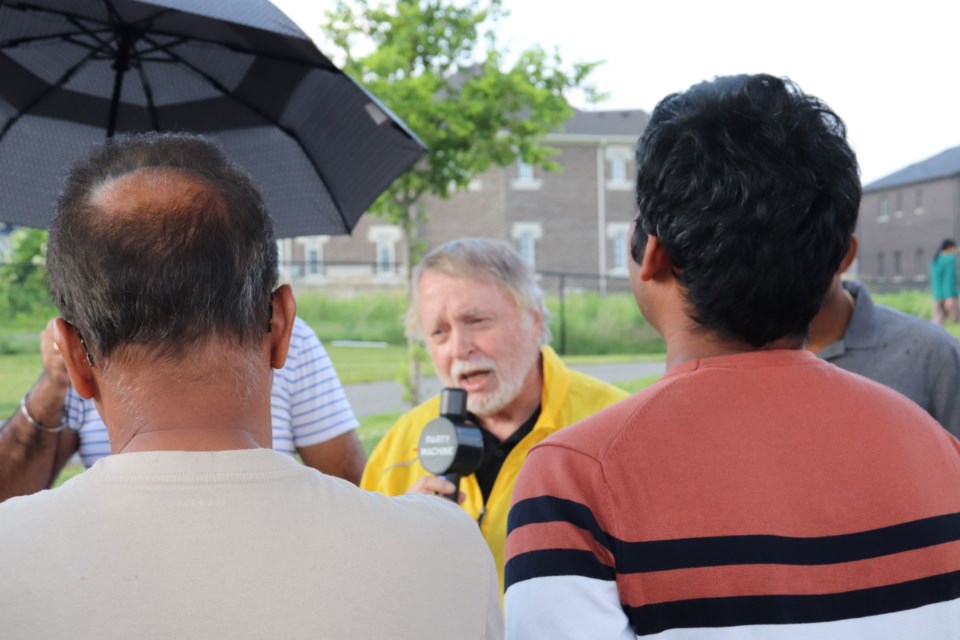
left=47, top=133, right=278, bottom=367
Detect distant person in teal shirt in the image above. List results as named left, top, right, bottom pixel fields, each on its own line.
left=931, top=238, right=959, bottom=325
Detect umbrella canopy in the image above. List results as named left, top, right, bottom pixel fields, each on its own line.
left=0, top=0, right=426, bottom=237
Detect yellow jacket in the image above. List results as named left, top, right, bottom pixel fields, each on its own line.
left=360, top=346, right=628, bottom=595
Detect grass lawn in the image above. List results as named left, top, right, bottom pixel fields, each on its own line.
left=324, top=344, right=436, bottom=385
left=0, top=352, right=42, bottom=417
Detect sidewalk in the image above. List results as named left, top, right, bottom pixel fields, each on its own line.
left=343, top=360, right=666, bottom=418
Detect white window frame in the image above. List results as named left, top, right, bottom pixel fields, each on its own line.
left=605, top=146, right=632, bottom=191
left=512, top=158, right=542, bottom=190
left=301, top=235, right=330, bottom=282
left=511, top=222, right=543, bottom=267
left=366, top=225, right=403, bottom=281
left=606, top=222, right=630, bottom=275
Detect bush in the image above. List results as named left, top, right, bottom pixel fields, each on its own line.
left=547, top=292, right=664, bottom=355
left=0, top=228, right=57, bottom=328
left=294, top=291, right=408, bottom=345
left=873, top=289, right=932, bottom=320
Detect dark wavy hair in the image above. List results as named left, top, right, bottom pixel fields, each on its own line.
left=936, top=238, right=957, bottom=255
left=632, top=74, right=861, bottom=347
left=47, top=132, right=278, bottom=364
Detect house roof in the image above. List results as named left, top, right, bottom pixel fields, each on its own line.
left=863, top=145, right=960, bottom=193
left=556, top=108, right=649, bottom=137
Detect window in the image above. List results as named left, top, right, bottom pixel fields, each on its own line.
left=878, top=196, right=889, bottom=222
left=916, top=248, right=926, bottom=277
left=612, top=231, right=627, bottom=271
left=605, top=146, right=632, bottom=191
left=511, top=158, right=541, bottom=190
left=517, top=158, right=534, bottom=182
left=894, top=191, right=903, bottom=216
left=518, top=234, right=534, bottom=265
left=877, top=252, right=885, bottom=277
left=606, top=222, right=630, bottom=274
left=366, top=225, right=402, bottom=279
left=377, top=243, right=393, bottom=275
left=299, top=236, right=329, bottom=280
left=893, top=250, right=902, bottom=276
left=511, top=222, right=543, bottom=267
left=610, top=156, right=626, bottom=183
left=915, top=189, right=925, bottom=215
left=276, top=238, right=299, bottom=278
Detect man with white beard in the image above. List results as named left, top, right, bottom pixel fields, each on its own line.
left=361, top=238, right=627, bottom=596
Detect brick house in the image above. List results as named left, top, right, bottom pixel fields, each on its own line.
left=857, top=145, right=960, bottom=286
left=278, top=108, right=649, bottom=292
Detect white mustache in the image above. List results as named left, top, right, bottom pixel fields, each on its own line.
left=450, top=357, right=499, bottom=383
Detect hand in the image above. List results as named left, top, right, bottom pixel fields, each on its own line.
left=40, top=318, right=70, bottom=389
left=406, top=475, right=466, bottom=504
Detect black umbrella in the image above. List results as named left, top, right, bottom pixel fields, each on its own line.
left=0, top=0, right=426, bottom=237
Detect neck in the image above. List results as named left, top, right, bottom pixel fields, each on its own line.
left=663, top=321, right=803, bottom=371
left=807, top=281, right=854, bottom=354
left=95, top=359, right=274, bottom=455
left=475, top=355, right=543, bottom=442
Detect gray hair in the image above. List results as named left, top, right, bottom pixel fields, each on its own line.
left=47, top=132, right=278, bottom=367
left=405, top=238, right=551, bottom=345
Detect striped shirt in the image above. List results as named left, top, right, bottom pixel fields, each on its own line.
left=65, top=317, right=358, bottom=467
left=505, top=349, right=960, bottom=639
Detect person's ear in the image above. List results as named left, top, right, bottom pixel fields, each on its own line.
left=268, top=285, right=297, bottom=370
left=637, top=235, right=674, bottom=281
left=529, top=306, right=544, bottom=342
left=53, top=318, right=97, bottom=400
left=838, top=236, right=858, bottom=275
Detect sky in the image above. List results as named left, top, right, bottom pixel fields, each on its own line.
left=272, top=0, right=959, bottom=185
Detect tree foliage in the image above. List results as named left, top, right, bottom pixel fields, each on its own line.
left=323, top=0, right=602, bottom=403
left=324, top=0, right=601, bottom=237
left=0, top=228, right=54, bottom=322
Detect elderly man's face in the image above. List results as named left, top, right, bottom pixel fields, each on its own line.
left=417, top=271, right=542, bottom=417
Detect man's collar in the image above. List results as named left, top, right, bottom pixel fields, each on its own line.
left=820, top=280, right=880, bottom=358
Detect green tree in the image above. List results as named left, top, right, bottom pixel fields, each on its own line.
left=324, top=0, right=602, bottom=403
left=0, top=228, right=54, bottom=323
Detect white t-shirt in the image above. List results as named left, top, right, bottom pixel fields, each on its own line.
left=65, top=317, right=357, bottom=465
left=0, top=448, right=503, bottom=639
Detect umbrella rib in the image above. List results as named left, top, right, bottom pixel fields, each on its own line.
left=131, top=48, right=160, bottom=131
left=0, top=26, right=112, bottom=50
left=141, top=33, right=352, bottom=233
left=0, top=43, right=107, bottom=143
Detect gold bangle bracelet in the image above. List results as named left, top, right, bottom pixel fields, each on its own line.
left=19, top=392, right=68, bottom=434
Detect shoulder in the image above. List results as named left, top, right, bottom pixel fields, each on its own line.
left=0, top=481, right=84, bottom=545
left=875, top=303, right=960, bottom=353
left=343, top=484, right=491, bottom=557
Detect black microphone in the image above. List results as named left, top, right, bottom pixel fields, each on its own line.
left=418, top=388, right=484, bottom=501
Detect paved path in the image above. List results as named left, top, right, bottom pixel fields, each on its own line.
left=343, top=360, right=666, bottom=418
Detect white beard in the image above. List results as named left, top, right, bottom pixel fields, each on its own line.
left=447, top=343, right=540, bottom=417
